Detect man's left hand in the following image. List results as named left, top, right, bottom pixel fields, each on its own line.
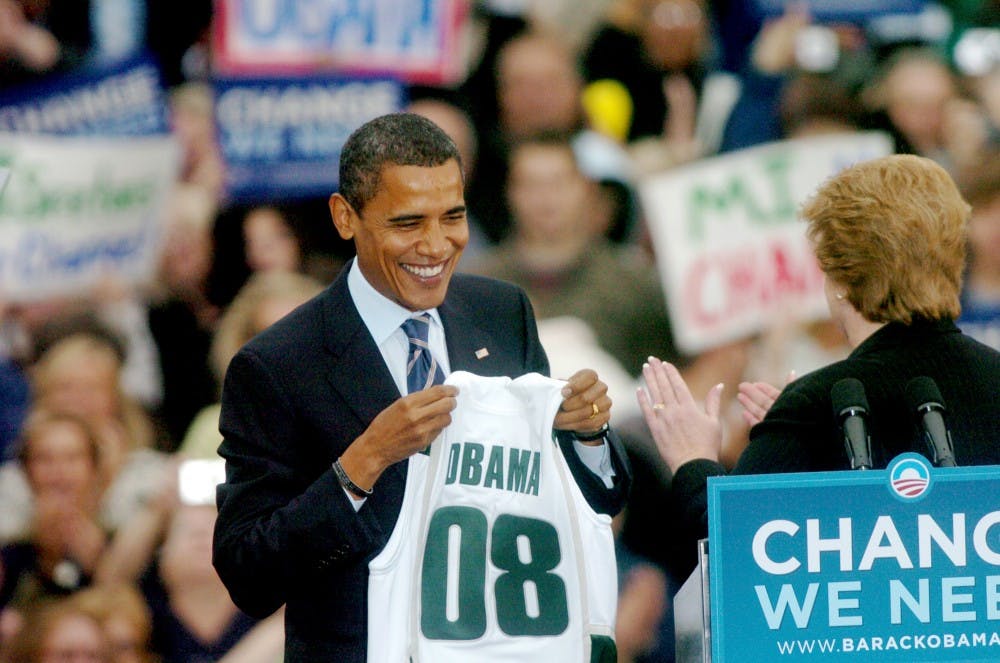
left=554, top=369, right=612, bottom=438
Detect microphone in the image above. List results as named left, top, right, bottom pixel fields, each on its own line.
left=905, top=376, right=957, bottom=467
left=831, top=378, right=873, bottom=470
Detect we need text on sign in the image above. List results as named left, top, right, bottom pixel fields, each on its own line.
left=708, top=454, right=1000, bottom=661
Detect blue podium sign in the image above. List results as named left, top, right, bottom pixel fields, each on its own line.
left=708, top=454, right=1000, bottom=661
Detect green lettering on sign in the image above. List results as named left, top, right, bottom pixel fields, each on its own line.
left=686, top=152, right=796, bottom=241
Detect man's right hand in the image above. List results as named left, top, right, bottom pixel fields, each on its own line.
left=336, top=385, right=458, bottom=495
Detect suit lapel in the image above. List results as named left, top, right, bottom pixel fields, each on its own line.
left=439, top=287, right=505, bottom=374
left=321, top=272, right=400, bottom=428
left=319, top=269, right=411, bottom=541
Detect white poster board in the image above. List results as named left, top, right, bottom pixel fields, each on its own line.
left=639, top=132, right=893, bottom=354
left=0, top=134, right=180, bottom=301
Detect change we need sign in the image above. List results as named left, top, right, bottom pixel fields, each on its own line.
left=214, top=75, right=402, bottom=201
left=708, top=454, right=1000, bottom=662
left=0, top=54, right=168, bottom=136
left=640, top=132, right=892, bottom=355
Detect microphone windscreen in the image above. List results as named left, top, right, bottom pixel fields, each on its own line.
left=905, top=376, right=945, bottom=411
left=831, top=377, right=869, bottom=417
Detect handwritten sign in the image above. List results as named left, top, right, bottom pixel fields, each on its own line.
left=708, top=453, right=1000, bottom=661
left=214, top=75, right=403, bottom=201
left=213, top=0, right=468, bottom=84
left=639, top=132, right=893, bottom=354
left=0, top=134, right=180, bottom=301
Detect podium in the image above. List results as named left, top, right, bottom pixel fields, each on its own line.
left=673, top=453, right=1000, bottom=662
left=674, top=539, right=711, bottom=663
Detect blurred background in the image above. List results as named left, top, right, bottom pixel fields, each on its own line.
left=0, top=0, right=997, bottom=660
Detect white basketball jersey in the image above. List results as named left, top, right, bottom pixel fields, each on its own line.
left=368, top=371, right=617, bottom=662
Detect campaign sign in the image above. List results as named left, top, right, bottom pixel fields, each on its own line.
left=213, top=0, right=468, bottom=84
left=0, top=54, right=168, bottom=136
left=0, top=134, right=180, bottom=301
left=708, top=454, right=1000, bottom=662
left=639, top=132, right=893, bottom=355
left=214, top=75, right=403, bottom=201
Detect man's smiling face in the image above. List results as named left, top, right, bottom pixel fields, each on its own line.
left=334, top=159, right=468, bottom=311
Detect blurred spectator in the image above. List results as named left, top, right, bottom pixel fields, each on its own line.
left=144, top=504, right=258, bottom=660
left=0, top=0, right=91, bottom=87
left=467, top=131, right=678, bottom=376
left=1, top=598, right=110, bottom=663
left=582, top=0, right=716, bottom=145
left=178, top=271, right=324, bottom=459
left=168, top=82, right=225, bottom=203
left=944, top=65, right=1000, bottom=170
left=1, top=298, right=163, bottom=414
left=467, top=28, right=635, bottom=243
left=778, top=73, right=863, bottom=138
left=957, top=148, right=1000, bottom=350
left=496, top=30, right=586, bottom=141
left=864, top=46, right=962, bottom=166
left=97, top=499, right=279, bottom=662
left=0, top=330, right=170, bottom=544
left=207, top=198, right=343, bottom=311
left=718, top=6, right=871, bottom=152
left=70, top=584, right=155, bottom=663
left=148, top=184, right=221, bottom=448
left=0, top=410, right=105, bottom=616
left=242, top=206, right=303, bottom=275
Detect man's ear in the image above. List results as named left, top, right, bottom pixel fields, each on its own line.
left=329, top=193, right=356, bottom=240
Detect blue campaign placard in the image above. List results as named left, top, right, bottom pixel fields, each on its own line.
left=214, top=75, right=404, bottom=202
left=751, top=0, right=925, bottom=23
left=708, top=454, right=1000, bottom=662
left=213, top=0, right=467, bottom=84
left=0, top=54, right=168, bottom=136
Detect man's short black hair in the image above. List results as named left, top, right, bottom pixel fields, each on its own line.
left=338, top=112, right=462, bottom=213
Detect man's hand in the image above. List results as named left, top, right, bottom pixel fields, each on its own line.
left=637, top=357, right=723, bottom=473
left=338, top=385, right=458, bottom=495
left=554, top=369, right=612, bottom=440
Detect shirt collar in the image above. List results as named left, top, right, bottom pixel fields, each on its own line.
left=347, top=259, right=443, bottom=345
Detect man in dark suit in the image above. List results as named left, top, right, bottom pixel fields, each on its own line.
left=212, top=113, right=630, bottom=661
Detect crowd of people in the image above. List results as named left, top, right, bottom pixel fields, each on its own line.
left=1, top=0, right=998, bottom=661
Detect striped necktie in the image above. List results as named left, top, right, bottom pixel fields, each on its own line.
left=401, top=314, right=444, bottom=393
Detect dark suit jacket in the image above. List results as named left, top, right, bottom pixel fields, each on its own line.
left=213, top=267, right=630, bottom=661
left=672, top=318, right=1000, bottom=553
